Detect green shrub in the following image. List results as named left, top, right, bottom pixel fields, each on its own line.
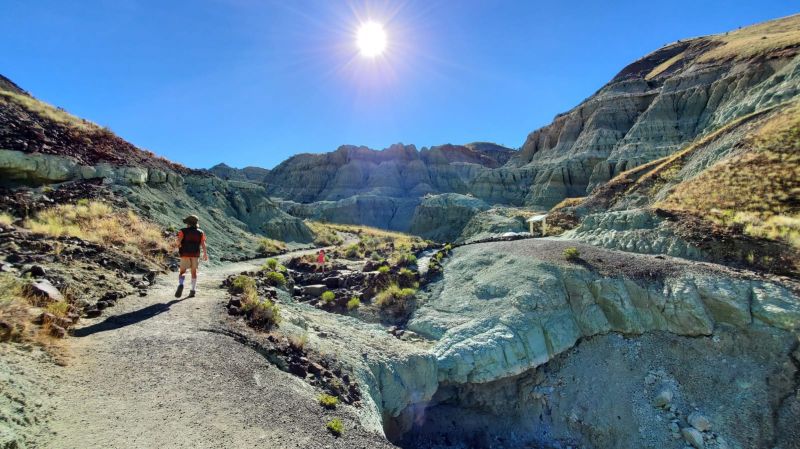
left=264, top=258, right=279, bottom=270
left=396, top=252, right=417, bottom=265
left=326, top=418, right=343, bottom=436
left=346, top=296, right=361, bottom=310
left=321, top=291, right=336, bottom=304
left=375, top=283, right=416, bottom=314
left=231, top=275, right=257, bottom=293
left=377, top=265, right=390, bottom=274
left=444, top=243, right=453, bottom=252
left=265, top=271, right=286, bottom=287
left=563, top=247, right=580, bottom=261
left=319, top=394, right=339, bottom=409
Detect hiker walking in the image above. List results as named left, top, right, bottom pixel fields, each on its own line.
left=175, top=215, right=208, bottom=298
left=317, top=249, right=326, bottom=273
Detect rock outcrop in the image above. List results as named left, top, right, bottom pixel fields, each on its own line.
left=408, top=194, right=490, bottom=242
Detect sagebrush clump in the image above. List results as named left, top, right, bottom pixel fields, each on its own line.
left=326, top=418, right=343, bottom=436
left=319, top=394, right=339, bottom=409
left=563, top=247, right=580, bottom=261
left=375, top=283, right=416, bottom=316
left=346, top=296, right=360, bottom=310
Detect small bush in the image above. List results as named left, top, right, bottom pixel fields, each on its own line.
left=444, top=243, right=453, bottom=252
left=288, top=333, right=308, bottom=350
left=231, top=275, right=257, bottom=294
left=563, top=247, right=580, bottom=261
left=319, top=394, right=339, bottom=409
left=326, top=418, right=344, bottom=436
left=344, top=244, right=362, bottom=259
left=394, top=252, right=417, bottom=266
left=375, top=284, right=416, bottom=313
left=377, top=265, right=390, bottom=274
left=266, top=271, right=287, bottom=287
left=321, top=291, right=336, bottom=304
left=264, top=258, right=279, bottom=270
left=346, top=297, right=361, bottom=310
left=243, top=298, right=281, bottom=328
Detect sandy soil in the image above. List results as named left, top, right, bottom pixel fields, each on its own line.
left=35, top=251, right=396, bottom=449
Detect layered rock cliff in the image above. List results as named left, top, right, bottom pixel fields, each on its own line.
left=255, top=15, right=800, bottom=240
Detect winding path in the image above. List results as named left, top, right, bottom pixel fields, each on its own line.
left=40, top=249, right=395, bottom=449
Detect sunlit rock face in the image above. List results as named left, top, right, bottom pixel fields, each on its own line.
left=262, top=16, right=800, bottom=216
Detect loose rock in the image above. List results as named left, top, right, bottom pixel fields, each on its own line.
left=681, top=427, right=704, bottom=449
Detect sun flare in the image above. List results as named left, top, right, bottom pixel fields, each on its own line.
left=356, top=21, right=387, bottom=58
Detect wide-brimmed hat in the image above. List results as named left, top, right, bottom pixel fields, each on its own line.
left=183, top=215, right=199, bottom=226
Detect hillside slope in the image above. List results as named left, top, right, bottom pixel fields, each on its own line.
left=0, top=78, right=313, bottom=257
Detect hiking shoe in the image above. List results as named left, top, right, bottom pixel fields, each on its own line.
left=187, top=290, right=196, bottom=298
left=175, top=284, right=184, bottom=298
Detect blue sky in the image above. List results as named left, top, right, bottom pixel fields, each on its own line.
left=1, top=1, right=797, bottom=169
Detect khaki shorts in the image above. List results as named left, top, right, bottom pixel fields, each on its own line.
left=179, top=257, right=200, bottom=271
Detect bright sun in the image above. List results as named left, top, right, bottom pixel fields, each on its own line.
left=357, top=21, right=387, bottom=58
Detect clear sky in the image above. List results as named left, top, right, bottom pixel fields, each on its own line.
left=2, top=1, right=797, bottom=169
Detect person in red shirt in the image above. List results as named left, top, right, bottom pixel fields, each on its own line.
left=317, top=249, right=326, bottom=273
left=175, top=215, right=208, bottom=298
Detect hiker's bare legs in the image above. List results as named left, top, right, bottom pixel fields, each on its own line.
left=190, top=267, right=198, bottom=295
left=175, top=266, right=187, bottom=297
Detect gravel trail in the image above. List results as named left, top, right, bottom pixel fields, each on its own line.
left=37, top=249, right=396, bottom=449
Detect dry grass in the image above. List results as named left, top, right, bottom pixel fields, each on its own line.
left=0, top=212, right=14, bottom=226
left=305, top=221, right=345, bottom=246
left=699, top=14, right=800, bottom=62
left=23, top=201, right=170, bottom=257
left=660, top=103, right=800, bottom=248
left=0, top=89, right=97, bottom=131
left=646, top=51, right=685, bottom=80
left=258, top=238, right=287, bottom=256
left=0, top=274, right=63, bottom=351
left=551, top=197, right=585, bottom=212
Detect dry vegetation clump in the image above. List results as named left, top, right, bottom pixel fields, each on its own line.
left=374, top=283, right=416, bottom=317
left=0, top=274, right=33, bottom=343
left=23, top=200, right=170, bottom=259
left=0, top=212, right=14, bottom=226
left=0, top=273, right=72, bottom=349
left=257, top=238, right=287, bottom=256
left=660, top=104, right=800, bottom=250
left=231, top=274, right=282, bottom=329
left=699, top=14, right=800, bottom=62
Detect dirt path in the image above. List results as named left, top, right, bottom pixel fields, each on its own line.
left=38, top=249, right=396, bottom=449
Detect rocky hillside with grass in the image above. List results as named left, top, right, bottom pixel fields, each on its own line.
left=0, top=76, right=313, bottom=259
left=558, top=96, right=800, bottom=277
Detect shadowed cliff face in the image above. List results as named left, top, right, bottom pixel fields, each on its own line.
left=263, top=143, right=516, bottom=203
